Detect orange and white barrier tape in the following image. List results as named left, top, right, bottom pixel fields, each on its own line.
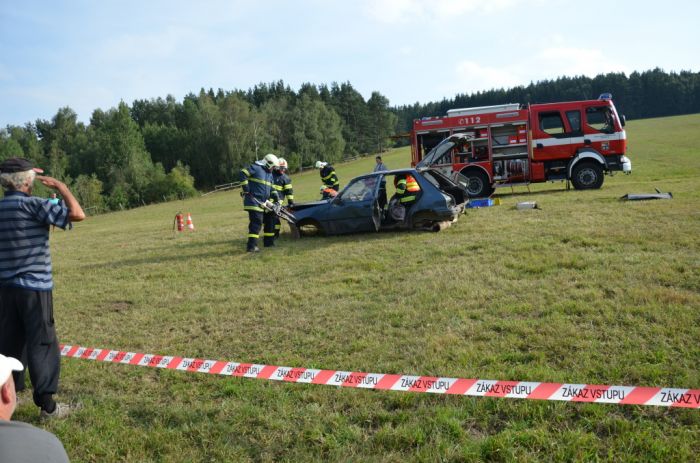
left=60, top=344, right=699, bottom=408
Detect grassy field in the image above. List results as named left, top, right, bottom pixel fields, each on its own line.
left=13, top=114, right=700, bottom=462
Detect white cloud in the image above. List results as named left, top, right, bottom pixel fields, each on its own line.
left=444, top=42, right=629, bottom=98
left=534, top=46, right=629, bottom=78
left=448, top=60, right=522, bottom=94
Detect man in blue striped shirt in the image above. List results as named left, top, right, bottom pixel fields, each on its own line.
left=0, top=157, right=85, bottom=419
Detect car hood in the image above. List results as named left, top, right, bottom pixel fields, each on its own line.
left=416, top=132, right=473, bottom=169
left=289, top=200, right=329, bottom=211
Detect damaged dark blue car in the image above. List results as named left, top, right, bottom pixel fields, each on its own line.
left=288, top=168, right=468, bottom=237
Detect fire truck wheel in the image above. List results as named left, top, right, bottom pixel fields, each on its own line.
left=571, top=161, right=604, bottom=190
left=463, top=170, right=494, bottom=198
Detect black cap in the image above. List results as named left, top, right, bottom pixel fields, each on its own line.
left=0, top=157, right=44, bottom=174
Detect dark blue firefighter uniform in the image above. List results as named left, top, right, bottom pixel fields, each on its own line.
left=320, top=164, right=339, bottom=199
left=271, top=170, right=294, bottom=239
left=240, top=162, right=278, bottom=251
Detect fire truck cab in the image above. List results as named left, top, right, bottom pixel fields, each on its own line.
left=412, top=94, right=631, bottom=197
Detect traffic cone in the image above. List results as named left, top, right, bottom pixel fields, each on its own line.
left=186, top=213, right=195, bottom=231
left=174, top=212, right=184, bottom=232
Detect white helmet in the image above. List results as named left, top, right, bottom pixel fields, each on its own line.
left=315, top=161, right=326, bottom=169
left=263, top=153, right=279, bottom=169
left=277, top=158, right=288, bottom=169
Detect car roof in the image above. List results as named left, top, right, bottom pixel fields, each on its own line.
left=354, top=168, right=419, bottom=179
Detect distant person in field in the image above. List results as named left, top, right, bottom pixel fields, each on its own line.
left=373, top=156, right=388, bottom=209
left=0, top=158, right=85, bottom=420
left=48, top=193, right=60, bottom=205
left=315, top=161, right=339, bottom=199
left=0, top=354, right=70, bottom=462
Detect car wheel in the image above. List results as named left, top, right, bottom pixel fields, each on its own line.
left=297, top=219, right=324, bottom=237
left=463, top=169, right=494, bottom=198
left=571, top=161, right=604, bottom=190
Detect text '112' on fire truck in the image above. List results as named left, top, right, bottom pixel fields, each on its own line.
left=412, top=93, right=632, bottom=198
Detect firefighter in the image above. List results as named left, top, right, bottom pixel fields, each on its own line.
left=315, top=161, right=339, bottom=199
left=271, top=157, right=294, bottom=239
left=240, top=154, right=279, bottom=252
left=394, top=173, right=421, bottom=206
left=392, top=173, right=422, bottom=220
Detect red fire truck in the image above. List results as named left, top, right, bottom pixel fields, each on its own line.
left=412, top=94, right=631, bottom=197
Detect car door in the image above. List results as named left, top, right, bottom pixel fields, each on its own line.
left=323, top=177, right=380, bottom=234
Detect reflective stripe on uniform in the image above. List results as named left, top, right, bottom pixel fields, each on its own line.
left=249, top=177, right=274, bottom=187
left=263, top=232, right=275, bottom=237
left=244, top=205, right=264, bottom=212
left=321, top=171, right=336, bottom=180
left=400, top=195, right=416, bottom=203
left=406, top=180, right=420, bottom=192
left=248, top=233, right=259, bottom=238
left=284, top=184, right=293, bottom=190
left=242, top=169, right=250, bottom=176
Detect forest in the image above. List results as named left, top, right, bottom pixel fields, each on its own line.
left=1, top=68, right=698, bottom=213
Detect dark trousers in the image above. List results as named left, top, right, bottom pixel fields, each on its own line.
left=0, top=287, right=60, bottom=411
left=262, top=212, right=276, bottom=247
left=273, top=216, right=282, bottom=239
left=247, top=210, right=264, bottom=250
left=378, top=185, right=387, bottom=209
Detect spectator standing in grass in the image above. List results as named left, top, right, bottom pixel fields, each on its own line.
left=0, top=354, right=70, bottom=462
left=0, top=158, right=85, bottom=420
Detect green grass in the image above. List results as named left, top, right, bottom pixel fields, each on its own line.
left=13, top=114, right=700, bottom=462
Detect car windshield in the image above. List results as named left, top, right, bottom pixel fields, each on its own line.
left=339, top=177, right=377, bottom=202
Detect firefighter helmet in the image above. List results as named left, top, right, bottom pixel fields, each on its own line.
left=263, top=153, right=279, bottom=169
left=315, top=161, right=326, bottom=169
left=277, top=158, right=288, bottom=169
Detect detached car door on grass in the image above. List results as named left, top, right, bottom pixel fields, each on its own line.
left=324, top=176, right=381, bottom=235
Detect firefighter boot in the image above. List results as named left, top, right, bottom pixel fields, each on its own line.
left=263, top=235, right=275, bottom=248
left=246, top=237, right=260, bottom=253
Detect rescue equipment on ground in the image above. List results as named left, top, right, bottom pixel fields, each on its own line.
left=515, top=201, right=539, bottom=210
left=620, top=189, right=673, bottom=201
left=466, top=198, right=501, bottom=208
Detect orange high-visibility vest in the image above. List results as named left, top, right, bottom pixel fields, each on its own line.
left=405, top=175, right=420, bottom=192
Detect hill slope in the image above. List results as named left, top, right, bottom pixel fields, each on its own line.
left=14, top=114, right=700, bottom=461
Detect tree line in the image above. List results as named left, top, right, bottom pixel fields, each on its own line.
left=394, top=68, right=700, bottom=135
left=0, top=81, right=397, bottom=212
left=1, top=68, right=698, bottom=213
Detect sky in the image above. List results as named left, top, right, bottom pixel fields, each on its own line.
left=1, top=0, right=698, bottom=126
